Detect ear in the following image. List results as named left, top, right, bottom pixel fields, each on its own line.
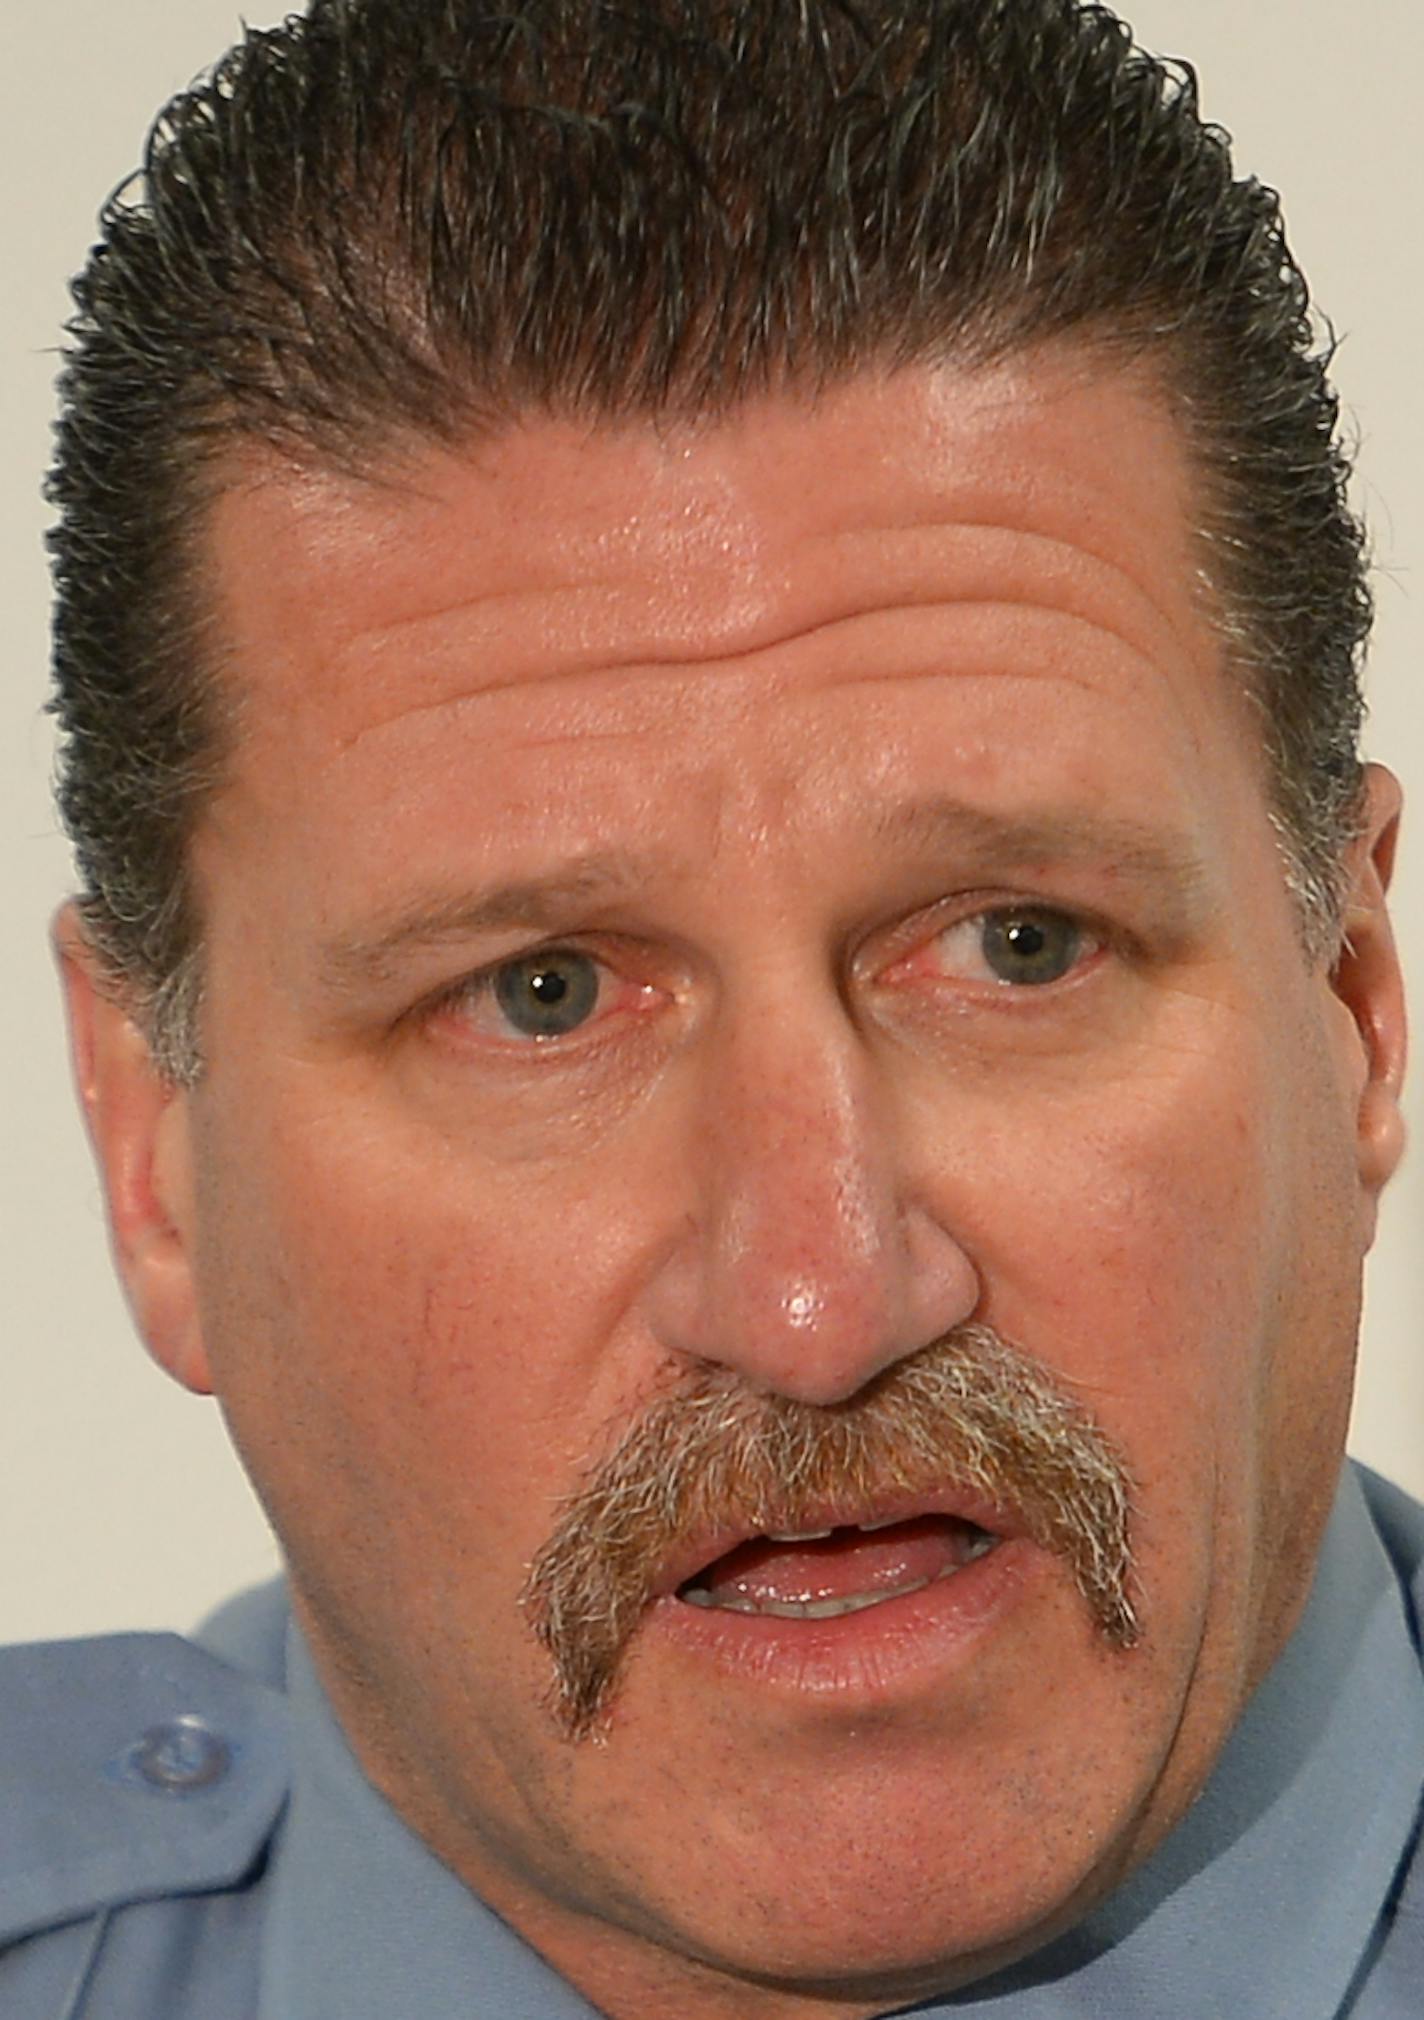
left=53, top=903, right=213, bottom=1395
left=1328, top=765, right=1407, bottom=1226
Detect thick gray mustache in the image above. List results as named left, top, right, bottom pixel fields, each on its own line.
left=521, top=1321, right=1139, bottom=1739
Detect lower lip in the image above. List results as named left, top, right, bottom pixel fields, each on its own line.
left=645, top=1537, right=1043, bottom=1702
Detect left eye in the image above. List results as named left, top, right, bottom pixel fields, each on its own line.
left=487, top=949, right=606, bottom=1038
left=932, top=907, right=1094, bottom=988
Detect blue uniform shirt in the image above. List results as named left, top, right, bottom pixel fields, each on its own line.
left=3, top=1463, right=1423, bottom=2017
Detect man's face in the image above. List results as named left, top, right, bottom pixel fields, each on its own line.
left=81, top=353, right=1403, bottom=2016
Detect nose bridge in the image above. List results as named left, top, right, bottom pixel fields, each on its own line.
left=717, top=1008, right=887, bottom=1321
left=646, top=983, right=980, bottom=1402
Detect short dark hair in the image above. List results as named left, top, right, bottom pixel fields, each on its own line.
left=48, top=0, right=1371, bottom=1080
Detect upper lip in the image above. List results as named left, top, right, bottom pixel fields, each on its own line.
left=650, top=1485, right=1030, bottom=1600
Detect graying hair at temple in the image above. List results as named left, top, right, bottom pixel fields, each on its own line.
left=47, top=0, right=1371, bottom=1081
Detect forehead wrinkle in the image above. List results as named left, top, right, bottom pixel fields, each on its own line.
left=328, top=515, right=1179, bottom=643
left=327, top=589, right=1185, bottom=763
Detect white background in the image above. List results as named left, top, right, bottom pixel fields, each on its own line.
left=3, top=1, right=1421, bottom=1644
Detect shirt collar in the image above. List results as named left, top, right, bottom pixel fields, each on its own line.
left=919, top=1463, right=1424, bottom=2015
left=256, top=1636, right=596, bottom=2020
left=258, top=1464, right=1423, bottom=2019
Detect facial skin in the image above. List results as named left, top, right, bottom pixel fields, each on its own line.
left=61, top=350, right=1406, bottom=2019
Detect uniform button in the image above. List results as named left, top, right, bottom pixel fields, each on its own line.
left=125, top=1715, right=233, bottom=1793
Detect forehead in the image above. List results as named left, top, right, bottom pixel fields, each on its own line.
left=213, top=349, right=1213, bottom=706
left=198, top=350, right=1272, bottom=919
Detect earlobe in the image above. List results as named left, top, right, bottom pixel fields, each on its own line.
left=1329, top=766, right=1408, bottom=1212
left=53, top=904, right=214, bottom=1396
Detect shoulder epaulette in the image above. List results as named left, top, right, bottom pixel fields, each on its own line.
left=0, top=1630, right=289, bottom=1944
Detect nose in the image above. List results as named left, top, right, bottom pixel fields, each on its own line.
left=642, top=1007, right=980, bottom=1404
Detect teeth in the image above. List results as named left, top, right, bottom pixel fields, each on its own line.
left=678, top=1541, right=998, bottom=1620
left=681, top=1578, right=932, bottom=1618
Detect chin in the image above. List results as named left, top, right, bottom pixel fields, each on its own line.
left=557, top=1701, right=1172, bottom=2006
left=614, top=1837, right=1140, bottom=2011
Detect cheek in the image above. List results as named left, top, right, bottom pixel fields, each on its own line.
left=937, top=1027, right=1294, bottom=1511
left=189, top=1089, right=641, bottom=1605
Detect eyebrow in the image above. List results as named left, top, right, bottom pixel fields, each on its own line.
left=317, top=800, right=1213, bottom=994
left=874, top=796, right=1209, bottom=887
left=875, top=796, right=1215, bottom=932
left=316, top=851, right=653, bottom=992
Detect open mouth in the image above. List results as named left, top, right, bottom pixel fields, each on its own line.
left=675, top=1514, right=999, bottom=1621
